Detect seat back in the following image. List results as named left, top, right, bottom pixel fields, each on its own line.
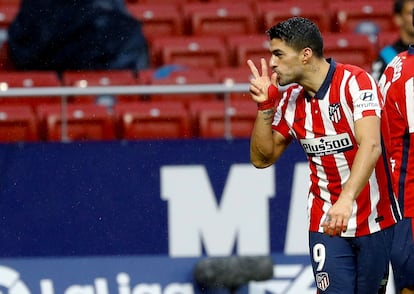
left=0, top=71, right=62, bottom=108
left=255, top=1, right=331, bottom=33
left=323, top=32, right=377, bottom=71
left=0, top=105, right=38, bottom=142
left=126, top=3, right=184, bottom=40
left=150, top=36, right=229, bottom=69
left=182, top=2, right=256, bottom=36
left=36, top=103, right=115, bottom=142
left=189, top=100, right=256, bottom=138
left=115, top=101, right=191, bottom=140
left=329, top=0, right=396, bottom=34
left=225, top=34, right=270, bottom=67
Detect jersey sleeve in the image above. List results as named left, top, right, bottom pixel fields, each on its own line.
left=350, top=71, right=383, bottom=121
left=271, top=91, right=293, bottom=140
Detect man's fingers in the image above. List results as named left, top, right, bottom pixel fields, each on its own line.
left=247, top=59, right=260, bottom=78
left=271, top=72, right=278, bottom=85
left=260, top=58, right=268, bottom=78
left=321, top=216, right=348, bottom=236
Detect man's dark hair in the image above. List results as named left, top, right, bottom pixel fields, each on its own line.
left=393, top=0, right=414, bottom=14
left=266, top=17, right=324, bottom=58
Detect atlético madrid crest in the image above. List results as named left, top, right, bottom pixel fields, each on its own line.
left=329, top=103, right=341, bottom=123
left=316, top=272, right=330, bottom=291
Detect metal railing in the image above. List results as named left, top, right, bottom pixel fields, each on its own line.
left=0, top=83, right=251, bottom=141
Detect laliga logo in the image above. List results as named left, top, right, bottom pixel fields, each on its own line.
left=0, top=266, right=30, bottom=294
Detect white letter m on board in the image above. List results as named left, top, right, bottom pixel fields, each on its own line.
left=161, top=164, right=274, bottom=257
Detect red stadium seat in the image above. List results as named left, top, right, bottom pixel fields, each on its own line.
left=0, top=71, right=61, bottom=87
left=126, top=0, right=192, bottom=3
left=61, top=70, right=139, bottom=104
left=255, top=1, right=331, bottom=33
left=150, top=35, right=229, bottom=69
left=144, top=67, right=218, bottom=107
left=213, top=66, right=252, bottom=101
left=114, top=101, right=191, bottom=140
left=225, top=34, right=270, bottom=67
left=0, top=4, right=19, bottom=30
left=36, top=103, right=115, bottom=142
left=126, top=3, right=184, bottom=40
left=0, top=71, right=62, bottom=108
left=0, top=42, right=16, bottom=71
left=189, top=100, right=256, bottom=139
left=328, top=1, right=396, bottom=34
left=323, top=32, right=377, bottom=71
left=182, top=2, right=256, bottom=36
left=0, top=105, right=38, bottom=142
left=0, top=0, right=21, bottom=4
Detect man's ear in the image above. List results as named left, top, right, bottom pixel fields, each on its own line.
left=302, top=47, right=313, bottom=64
left=394, top=14, right=403, bottom=28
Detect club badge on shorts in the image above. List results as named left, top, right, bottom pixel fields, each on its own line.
left=316, top=272, right=330, bottom=291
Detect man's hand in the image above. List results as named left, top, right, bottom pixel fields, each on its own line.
left=247, top=58, right=279, bottom=108
left=321, top=196, right=354, bottom=236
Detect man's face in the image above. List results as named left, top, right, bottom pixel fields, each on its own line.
left=268, top=38, right=304, bottom=86
left=396, top=1, right=414, bottom=37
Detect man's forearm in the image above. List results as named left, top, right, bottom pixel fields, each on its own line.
left=250, top=109, right=278, bottom=168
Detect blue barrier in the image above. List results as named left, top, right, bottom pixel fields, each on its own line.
left=0, top=254, right=316, bottom=294
left=0, top=139, right=306, bottom=257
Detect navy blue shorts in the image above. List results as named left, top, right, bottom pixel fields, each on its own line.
left=309, top=226, right=394, bottom=293
left=391, top=217, right=414, bottom=291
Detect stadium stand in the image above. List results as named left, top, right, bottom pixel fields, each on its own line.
left=126, top=3, right=184, bottom=40
left=140, top=67, right=218, bottom=108
left=61, top=70, right=140, bottom=104
left=36, top=103, right=115, bottom=142
left=225, top=34, right=270, bottom=67
left=181, top=2, right=256, bottom=36
left=213, top=66, right=253, bottom=101
left=0, top=0, right=400, bottom=142
left=255, top=1, right=331, bottom=33
left=328, top=0, right=396, bottom=34
left=188, top=100, right=256, bottom=139
left=114, top=100, right=191, bottom=139
left=0, top=71, right=62, bottom=109
left=0, top=42, right=15, bottom=70
left=0, top=4, right=18, bottom=43
left=323, top=32, right=377, bottom=71
left=0, top=104, right=38, bottom=142
left=149, top=35, right=229, bottom=69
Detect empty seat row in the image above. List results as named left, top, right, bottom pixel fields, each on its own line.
left=0, top=28, right=389, bottom=73
left=0, top=100, right=257, bottom=143
left=148, top=32, right=381, bottom=71
left=0, top=0, right=396, bottom=41
left=126, top=0, right=396, bottom=40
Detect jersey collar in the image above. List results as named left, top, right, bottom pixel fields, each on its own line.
left=305, top=58, right=336, bottom=102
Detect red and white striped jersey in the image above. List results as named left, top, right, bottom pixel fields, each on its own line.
left=379, top=47, right=414, bottom=218
left=273, top=59, right=400, bottom=237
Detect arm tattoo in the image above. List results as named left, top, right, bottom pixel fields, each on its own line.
left=262, top=109, right=275, bottom=126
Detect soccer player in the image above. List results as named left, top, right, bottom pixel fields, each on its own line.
left=379, top=45, right=414, bottom=294
left=371, top=0, right=414, bottom=81
left=247, top=17, right=401, bottom=293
